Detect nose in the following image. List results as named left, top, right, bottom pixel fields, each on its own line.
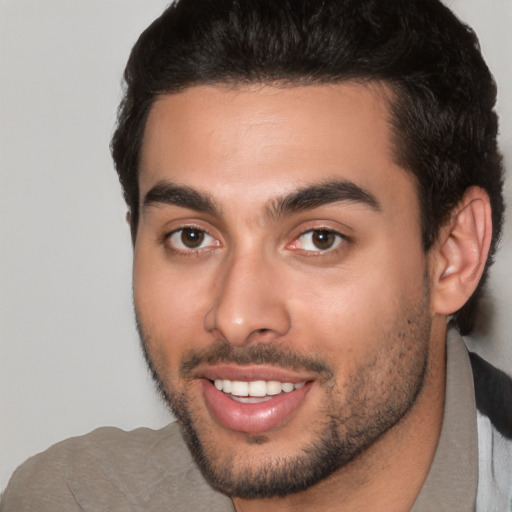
left=204, top=252, right=291, bottom=345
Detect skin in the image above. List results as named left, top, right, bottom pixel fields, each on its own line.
left=133, top=83, right=451, bottom=511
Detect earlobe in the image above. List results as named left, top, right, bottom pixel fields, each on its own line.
left=431, top=187, right=492, bottom=316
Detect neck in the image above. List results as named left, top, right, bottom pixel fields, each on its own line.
left=232, top=323, right=447, bottom=512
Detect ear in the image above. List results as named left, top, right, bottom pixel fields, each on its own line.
left=126, top=211, right=137, bottom=247
left=430, top=186, right=492, bottom=316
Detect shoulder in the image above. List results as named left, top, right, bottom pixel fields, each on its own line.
left=469, top=351, right=512, bottom=439
left=1, top=423, right=233, bottom=512
left=469, top=352, right=512, bottom=511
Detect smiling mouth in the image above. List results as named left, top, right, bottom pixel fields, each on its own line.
left=200, top=375, right=313, bottom=434
left=212, top=378, right=306, bottom=402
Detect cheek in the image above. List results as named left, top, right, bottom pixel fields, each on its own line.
left=133, top=251, right=213, bottom=366
left=288, top=246, right=428, bottom=359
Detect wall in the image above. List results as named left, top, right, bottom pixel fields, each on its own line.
left=1, top=0, right=511, bottom=492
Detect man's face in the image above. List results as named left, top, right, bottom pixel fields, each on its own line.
left=134, top=83, right=435, bottom=498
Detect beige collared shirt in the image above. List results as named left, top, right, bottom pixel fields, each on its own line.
left=412, top=329, right=478, bottom=511
left=1, top=331, right=480, bottom=511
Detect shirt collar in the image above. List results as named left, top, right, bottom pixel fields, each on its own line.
left=411, top=328, right=478, bottom=511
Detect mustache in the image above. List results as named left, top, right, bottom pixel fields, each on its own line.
left=179, top=339, right=334, bottom=381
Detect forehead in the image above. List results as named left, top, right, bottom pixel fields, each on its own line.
left=138, top=82, right=416, bottom=216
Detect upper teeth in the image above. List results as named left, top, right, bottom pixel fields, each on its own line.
left=214, top=379, right=305, bottom=397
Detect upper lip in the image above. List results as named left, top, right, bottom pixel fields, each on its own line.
left=195, top=364, right=315, bottom=383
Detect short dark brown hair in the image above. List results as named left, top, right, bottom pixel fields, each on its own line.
left=111, top=0, right=504, bottom=334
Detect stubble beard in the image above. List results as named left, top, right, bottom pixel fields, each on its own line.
left=136, top=291, right=432, bottom=499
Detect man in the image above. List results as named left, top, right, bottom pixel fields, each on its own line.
left=2, top=0, right=510, bottom=510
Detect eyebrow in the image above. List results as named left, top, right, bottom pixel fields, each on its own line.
left=142, top=178, right=380, bottom=219
left=267, top=180, right=381, bottom=220
left=143, top=181, right=221, bottom=216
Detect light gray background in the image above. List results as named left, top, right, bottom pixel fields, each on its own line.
left=1, top=0, right=511, bottom=492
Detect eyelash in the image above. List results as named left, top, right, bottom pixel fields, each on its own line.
left=163, top=226, right=350, bottom=257
left=164, top=226, right=219, bottom=255
left=290, top=229, right=348, bottom=254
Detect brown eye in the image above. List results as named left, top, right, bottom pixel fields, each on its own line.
left=294, top=229, right=344, bottom=252
left=168, top=227, right=217, bottom=252
left=311, top=230, right=336, bottom=250
left=180, top=228, right=204, bottom=248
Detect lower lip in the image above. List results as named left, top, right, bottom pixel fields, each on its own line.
left=201, top=380, right=312, bottom=434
